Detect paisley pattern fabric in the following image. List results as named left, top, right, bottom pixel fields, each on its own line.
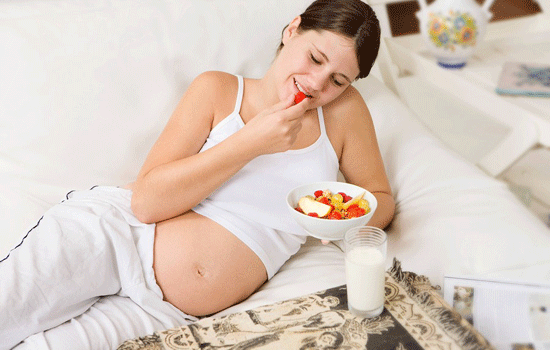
left=118, top=259, right=494, bottom=350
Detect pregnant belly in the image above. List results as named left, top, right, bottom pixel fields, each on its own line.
left=153, top=210, right=267, bottom=317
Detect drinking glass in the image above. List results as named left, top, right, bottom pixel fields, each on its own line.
left=344, top=226, right=387, bottom=318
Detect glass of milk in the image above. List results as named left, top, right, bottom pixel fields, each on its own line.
left=344, top=226, right=387, bottom=318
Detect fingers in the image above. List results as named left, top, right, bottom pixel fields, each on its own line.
left=258, top=93, right=312, bottom=123
left=260, top=94, right=296, bottom=116
left=283, top=96, right=313, bottom=121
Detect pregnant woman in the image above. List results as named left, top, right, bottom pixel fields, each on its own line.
left=0, top=0, right=394, bottom=348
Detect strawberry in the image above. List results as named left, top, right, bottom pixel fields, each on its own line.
left=314, top=190, right=324, bottom=198
left=346, top=204, right=366, bottom=218
left=328, top=211, right=342, bottom=220
left=338, top=192, right=352, bottom=202
left=348, top=203, right=359, bottom=209
left=294, top=91, right=306, bottom=104
left=308, top=212, right=319, bottom=217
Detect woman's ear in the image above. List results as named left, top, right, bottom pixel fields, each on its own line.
left=282, top=16, right=302, bottom=45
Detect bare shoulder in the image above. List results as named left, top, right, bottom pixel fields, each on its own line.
left=189, top=71, right=237, bottom=98
left=193, top=70, right=236, bottom=86
left=185, top=71, right=239, bottom=121
left=323, top=85, right=374, bottom=158
left=325, top=85, right=371, bottom=124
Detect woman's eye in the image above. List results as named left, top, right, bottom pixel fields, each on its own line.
left=333, top=78, right=343, bottom=87
left=310, top=54, right=321, bottom=64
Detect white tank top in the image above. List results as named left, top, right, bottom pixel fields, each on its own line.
left=193, top=75, right=339, bottom=278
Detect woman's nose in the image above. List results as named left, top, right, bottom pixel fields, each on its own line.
left=308, top=69, right=330, bottom=93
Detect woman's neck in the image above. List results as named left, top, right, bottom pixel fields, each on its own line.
left=241, top=69, right=281, bottom=118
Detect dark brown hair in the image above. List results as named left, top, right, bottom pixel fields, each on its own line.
left=278, top=0, right=381, bottom=79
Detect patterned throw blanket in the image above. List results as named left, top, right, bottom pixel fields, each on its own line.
left=118, top=259, right=494, bottom=350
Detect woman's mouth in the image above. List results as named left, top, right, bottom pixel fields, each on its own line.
left=294, top=79, right=313, bottom=98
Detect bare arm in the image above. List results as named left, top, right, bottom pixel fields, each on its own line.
left=336, top=87, right=395, bottom=230
left=131, top=72, right=312, bottom=223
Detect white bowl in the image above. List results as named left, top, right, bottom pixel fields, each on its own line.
left=286, top=181, right=377, bottom=241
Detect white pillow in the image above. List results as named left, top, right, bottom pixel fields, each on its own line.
left=355, top=75, right=550, bottom=286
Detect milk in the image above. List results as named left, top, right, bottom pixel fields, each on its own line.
left=345, top=246, right=385, bottom=317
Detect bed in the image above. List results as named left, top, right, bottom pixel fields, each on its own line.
left=1, top=0, right=549, bottom=349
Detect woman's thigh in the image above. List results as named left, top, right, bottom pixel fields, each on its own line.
left=153, top=211, right=268, bottom=317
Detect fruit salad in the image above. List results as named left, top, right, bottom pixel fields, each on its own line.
left=295, top=189, right=370, bottom=220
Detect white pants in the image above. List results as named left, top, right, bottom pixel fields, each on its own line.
left=0, top=187, right=197, bottom=350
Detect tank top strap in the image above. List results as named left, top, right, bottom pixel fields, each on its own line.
left=317, top=106, right=327, bottom=137
left=232, top=75, right=245, bottom=115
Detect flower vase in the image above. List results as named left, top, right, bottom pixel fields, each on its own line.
left=416, top=0, right=495, bottom=69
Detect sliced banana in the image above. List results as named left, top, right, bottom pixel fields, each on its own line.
left=342, top=191, right=365, bottom=210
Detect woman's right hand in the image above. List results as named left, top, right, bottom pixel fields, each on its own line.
left=240, top=93, right=312, bottom=157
